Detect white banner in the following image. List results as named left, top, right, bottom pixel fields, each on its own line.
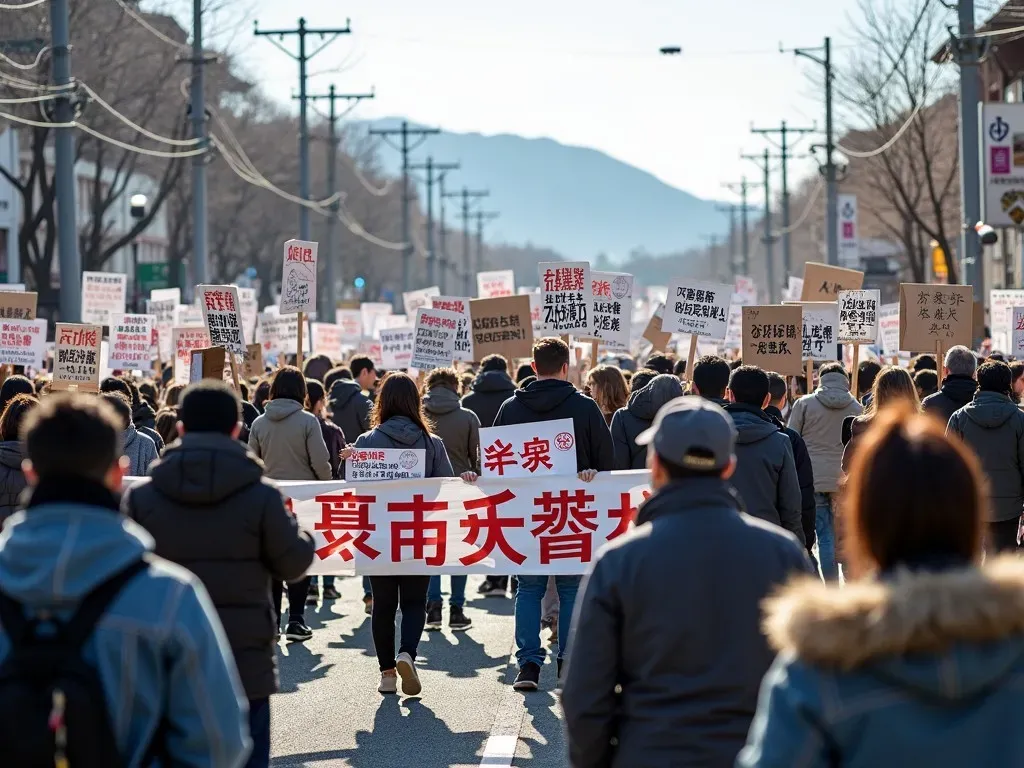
left=431, top=296, right=474, bottom=362
left=198, top=284, right=246, bottom=355
left=479, top=418, right=576, bottom=479
left=591, top=271, right=633, bottom=350
left=540, top=261, right=592, bottom=336
left=380, top=327, right=415, bottom=369
left=280, top=239, right=318, bottom=314
left=477, top=270, right=515, bottom=299
left=345, top=448, right=426, bottom=482
left=108, top=314, right=155, bottom=369
left=81, top=272, right=127, bottom=326
left=837, top=289, right=880, bottom=344
left=0, top=318, right=47, bottom=368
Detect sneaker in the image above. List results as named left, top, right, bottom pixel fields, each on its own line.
left=363, top=595, right=373, bottom=615
left=322, top=584, right=341, bottom=600
left=284, top=621, right=313, bottom=642
left=478, top=580, right=506, bottom=598
left=513, top=662, right=541, bottom=691
left=396, top=652, right=422, bottom=696
left=425, top=601, right=443, bottom=630
left=449, top=605, right=472, bottom=631
left=378, top=669, right=398, bottom=695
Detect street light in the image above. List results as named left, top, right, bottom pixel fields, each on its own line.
left=129, top=193, right=147, bottom=311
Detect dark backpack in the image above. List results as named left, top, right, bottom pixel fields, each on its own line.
left=0, top=558, right=148, bottom=767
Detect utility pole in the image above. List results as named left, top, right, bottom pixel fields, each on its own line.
left=751, top=120, right=815, bottom=281
left=49, top=0, right=80, bottom=321
left=255, top=17, right=351, bottom=242
left=409, top=157, right=460, bottom=290
left=369, top=121, right=440, bottom=297
left=188, top=0, right=214, bottom=289
left=714, top=204, right=738, bottom=278
left=474, top=210, right=500, bottom=279
left=307, top=85, right=374, bottom=315
left=444, top=188, right=489, bottom=296
left=438, top=174, right=451, bottom=293
left=742, top=150, right=777, bottom=302
left=723, top=177, right=762, bottom=277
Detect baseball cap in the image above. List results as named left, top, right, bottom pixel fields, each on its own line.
left=635, top=396, right=737, bottom=471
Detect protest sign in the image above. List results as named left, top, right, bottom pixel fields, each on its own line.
left=151, top=288, right=181, bottom=305
left=175, top=304, right=204, bottom=327
left=664, top=279, right=731, bottom=339
left=477, top=270, right=515, bottom=298
left=431, top=296, right=474, bottom=361
left=837, top=289, right=880, bottom=344
left=540, top=261, right=592, bottom=336
left=280, top=239, right=318, bottom=314
left=52, top=323, right=102, bottom=391
left=742, top=305, right=802, bottom=376
left=641, top=303, right=672, bottom=351
left=989, top=289, right=1024, bottom=351
left=242, top=343, right=264, bottom=379
left=357, top=340, right=383, bottom=368
left=258, top=311, right=308, bottom=358
left=784, top=277, right=804, bottom=302
left=733, top=276, right=758, bottom=304
left=527, top=292, right=543, bottom=337
left=1013, top=308, right=1024, bottom=358
left=108, top=314, right=155, bottom=369
left=237, top=287, right=258, bottom=343
left=345, top=448, right=426, bottom=482
left=479, top=418, right=576, bottom=479
left=198, top=284, right=246, bottom=355
left=188, top=347, right=226, bottom=383
left=312, top=322, right=344, bottom=359
left=0, top=318, right=46, bottom=368
left=173, top=326, right=212, bottom=384
left=723, top=304, right=743, bottom=350
left=800, top=262, right=865, bottom=301
left=402, top=286, right=441, bottom=318
left=0, top=290, right=36, bottom=320
left=879, top=303, right=901, bottom=358
left=899, top=283, right=973, bottom=352
left=81, top=272, right=127, bottom=326
left=0, top=284, right=25, bottom=292
left=360, top=303, right=392, bottom=338
left=789, top=302, right=838, bottom=362
left=590, top=272, right=633, bottom=349
left=380, top=327, right=415, bottom=369
left=148, top=288, right=179, bottom=361
left=411, top=307, right=460, bottom=371
left=469, top=295, right=534, bottom=361
left=336, top=309, right=363, bottom=339
left=373, top=313, right=409, bottom=339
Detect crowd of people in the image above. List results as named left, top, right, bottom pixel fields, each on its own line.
left=2, top=334, right=1024, bottom=766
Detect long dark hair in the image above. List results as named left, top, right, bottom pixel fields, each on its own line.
left=371, top=372, right=431, bottom=437
left=269, top=366, right=307, bottom=405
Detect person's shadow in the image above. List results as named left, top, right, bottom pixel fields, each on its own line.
left=275, top=641, right=331, bottom=694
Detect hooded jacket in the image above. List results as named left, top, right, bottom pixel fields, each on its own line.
left=923, top=374, right=977, bottom=427
left=248, top=398, right=332, bottom=481
left=122, top=424, right=159, bottom=477
left=947, top=390, right=1024, bottom=522
left=422, top=386, right=481, bottom=475
left=131, top=400, right=164, bottom=452
left=124, top=433, right=314, bottom=699
left=766, top=405, right=816, bottom=555
left=461, top=369, right=516, bottom=428
left=0, top=479, right=250, bottom=767
left=562, top=478, right=811, bottom=768
left=327, top=379, right=371, bottom=443
left=493, top=379, right=615, bottom=472
left=610, top=374, right=684, bottom=470
left=788, top=371, right=863, bottom=493
left=738, top=558, right=1024, bottom=768
left=0, top=440, right=26, bottom=525
left=723, top=402, right=805, bottom=545
left=350, top=414, right=455, bottom=479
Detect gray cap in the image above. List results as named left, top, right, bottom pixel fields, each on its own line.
left=636, top=396, right=737, bottom=471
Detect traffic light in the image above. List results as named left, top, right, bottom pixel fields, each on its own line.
left=353, top=276, right=366, bottom=290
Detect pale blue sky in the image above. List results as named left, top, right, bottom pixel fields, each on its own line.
left=192, top=0, right=872, bottom=201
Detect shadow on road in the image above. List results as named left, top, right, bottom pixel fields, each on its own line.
left=418, top=626, right=511, bottom=680
left=275, top=641, right=331, bottom=694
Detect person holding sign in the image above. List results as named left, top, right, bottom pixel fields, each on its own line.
left=921, top=346, right=979, bottom=425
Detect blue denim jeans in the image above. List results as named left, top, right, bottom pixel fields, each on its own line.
left=362, top=575, right=372, bottom=597
left=427, top=575, right=466, bottom=607
left=815, top=492, right=839, bottom=581
left=244, top=697, right=269, bottom=768
left=514, top=574, right=581, bottom=667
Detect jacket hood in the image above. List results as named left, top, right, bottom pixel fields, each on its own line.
left=627, top=374, right=684, bottom=421
left=636, top=477, right=742, bottom=525
left=148, top=433, right=266, bottom=505
left=939, top=374, right=977, bottom=407
left=964, top=391, right=1019, bottom=429
left=422, top=386, right=461, bottom=415
left=511, top=379, right=577, bottom=414
left=471, top=370, right=515, bottom=394
left=763, top=557, right=1024, bottom=700
left=814, top=372, right=857, bottom=409
left=328, top=379, right=364, bottom=410
left=122, top=424, right=140, bottom=449
left=377, top=415, right=427, bottom=446
left=0, top=504, right=152, bottom=606
left=132, top=400, right=156, bottom=425
left=264, top=398, right=304, bottom=422
left=0, top=440, right=22, bottom=471
left=724, top=403, right=780, bottom=445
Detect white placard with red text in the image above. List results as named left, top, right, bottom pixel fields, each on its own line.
left=411, top=307, right=460, bottom=370
left=108, top=314, right=155, bottom=369
left=0, top=318, right=47, bottom=368
left=280, top=239, right=318, bottom=314
left=345, top=448, right=426, bottom=482
left=431, top=296, right=474, bottom=361
left=477, top=270, right=515, bottom=298
left=81, top=272, right=127, bottom=327
left=312, top=322, right=344, bottom=359
left=173, top=326, right=212, bottom=384
left=402, top=286, right=440, bottom=318
left=479, top=418, right=577, bottom=479
left=336, top=309, right=363, bottom=339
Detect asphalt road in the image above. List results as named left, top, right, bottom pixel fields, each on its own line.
left=270, top=575, right=568, bottom=767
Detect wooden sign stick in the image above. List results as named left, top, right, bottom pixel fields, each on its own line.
left=228, top=353, right=242, bottom=395
left=936, top=340, right=944, bottom=385
left=590, top=339, right=600, bottom=370
left=686, top=334, right=699, bottom=383
left=806, top=359, right=813, bottom=392
left=850, top=343, right=860, bottom=398
left=296, top=311, right=305, bottom=371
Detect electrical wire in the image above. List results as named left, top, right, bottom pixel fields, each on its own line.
left=0, top=0, right=47, bottom=9
left=836, top=100, right=924, bottom=158
left=0, top=68, right=71, bottom=92
left=79, top=82, right=202, bottom=146
left=338, top=150, right=395, bottom=197
left=0, top=45, right=48, bottom=71
left=76, top=123, right=208, bottom=157
left=770, top=177, right=824, bottom=237
left=973, top=21, right=1024, bottom=37
left=0, top=109, right=70, bottom=128
left=0, top=92, right=55, bottom=104
left=108, top=0, right=192, bottom=53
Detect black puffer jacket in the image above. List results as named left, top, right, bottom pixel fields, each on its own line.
left=328, top=379, right=372, bottom=443
left=610, top=374, right=684, bottom=469
left=123, top=432, right=314, bottom=699
left=922, top=374, right=977, bottom=427
left=461, top=370, right=516, bottom=428
left=766, top=405, right=816, bottom=556
left=132, top=400, right=164, bottom=452
left=0, top=441, right=26, bottom=525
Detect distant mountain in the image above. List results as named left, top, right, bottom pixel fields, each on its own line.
left=359, top=119, right=730, bottom=263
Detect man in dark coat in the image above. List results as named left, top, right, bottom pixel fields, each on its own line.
left=562, top=396, right=811, bottom=768
left=923, top=345, right=978, bottom=426
left=327, top=375, right=372, bottom=442
left=610, top=373, right=684, bottom=469
left=123, top=380, right=314, bottom=768
left=462, top=354, right=516, bottom=428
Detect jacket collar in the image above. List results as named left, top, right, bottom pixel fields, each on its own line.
left=723, top=401, right=773, bottom=423
left=24, top=476, right=121, bottom=513
left=636, top=477, right=741, bottom=525
left=762, top=556, right=1024, bottom=669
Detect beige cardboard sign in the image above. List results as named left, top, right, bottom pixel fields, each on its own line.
left=742, top=305, right=803, bottom=376
left=0, top=291, right=37, bottom=320
left=642, top=303, right=672, bottom=351
left=188, top=346, right=227, bottom=383
left=469, top=295, right=534, bottom=361
left=800, top=262, right=865, bottom=301
left=242, top=343, right=264, bottom=379
left=898, top=283, right=973, bottom=351
left=52, top=323, right=103, bottom=391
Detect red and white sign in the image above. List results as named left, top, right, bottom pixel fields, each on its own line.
left=591, top=271, right=633, bottom=349
left=477, top=270, right=515, bottom=299
left=172, top=326, right=212, bottom=384
left=431, top=296, right=474, bottom=362
left=380, top=327, right=415, bottom=369
left=53, top=323, right=103, bottom=391
left=198, top=284, right=246, bottom=355
left=345, top=448, right=426, bottom=482
left=280, top=238, right=318, bottom=314
left=0, top=318, right=47, bottom=368
left=336, top=309, right=363, bottom=339
left=108, top=314, right=155, bottom=369
left=540, top=261, right=593, bottom=336
left=81, top=272, right=127, bottom=326
left=479, top=418, right=577, bottom=479
left=312, top=322, right=344, bottom=359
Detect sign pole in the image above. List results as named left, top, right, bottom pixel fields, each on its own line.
left=850, top=343, right=860, bottom=398
left=228, top=353, right=242, bottom=395
left=891, top=355, right=898, bottom=367
left=590, top=339, right=600, bottom=369
left=936, top=341, right=944, bottom=385
left=296, top=311, right=305, bottom=371
left=686, top=334, right=698, bottom=383
left=805, top=359, right=813, bottom=392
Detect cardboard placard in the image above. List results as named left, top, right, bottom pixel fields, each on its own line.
left=469, top=295, right=534, bottom=361
left=0, top=290, right=37, bottom=320
left=188, top=346, right=227, bottom=383
left=898, top=283, right=973, bottom=351
left=664, top=279, right=732, bottom=339
left=742, top=305, right=803, bottom=376
left=52, top=323, right=103, bottom=391
left=242, top=343, right=264, bottom=379
left=641, top=303, right=672, bottom=351
left=198, top=284, right=246, bottom=355
left=280, top=239, right=318, bottom=315
left=837, top=289, right=880, bottom=344
left=590, top=272, right=633, bottom=350
left=539, top=261, right=593, bottom=336
left=800, top=262, right=865, bottom=301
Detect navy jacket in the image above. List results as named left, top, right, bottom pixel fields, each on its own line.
left=461, top=370, right=516, bottom=428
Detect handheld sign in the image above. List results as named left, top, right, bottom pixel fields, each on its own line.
left=279, top=239, right=318, bottom=315
left=469, top=295, right=534, bottom=361
left=664, top=279, right=732, bottom=340
left=0, top=290, right=37, bottom=320
left=312, top=322, right=344, bottom=359
left=336, top=309, right=363, bottom=340
left=402, top=286, right=441, bottom=318
left=742, top=305, right=803, bottom=376
left=792, top=302, right=839, bottom=362
left=477, top=270, right=515, bottom=298
left=540, top=261, right=593, bottom=336
left=52, top=323, right=103, bottom=391
left=108, top=314, right=155, bottom=369
left=989, top=289, right=1024, bottom=352
left=188, top=346, right=226, bottom=383
left=479, top=418, right=577, bottom=479
left=172, top=326, right=212, bottom=384
left=379, top=327, right=415, bottom=369
left=360, top=303, right=392, bottom=338
left=590, top=272, right=633, bottom=350
left=345, top=448, right=426, bottom=481
left=800, top=262, right=864, bottom=301
left=1013, top=308, right=1024, bottom=358
left=431, top=296, right=474, bottom=362
left=641, top=303, right=672, bottom=352
left=411, top=307, right=460, bottom=371
left=898, top=283, right=973, bottom=351
left=837, top=289, right=880, bottom=344
left=879, top=303, right=901, bottom=359
left=242, top=343, right=264, bottom=379
left=0, top=318, right=47, bottom=368
left=198, top=284, right=246, bottom=355
left=237, top=287, right=259, bottom=343
left=81, top=272, right=127, bottom=326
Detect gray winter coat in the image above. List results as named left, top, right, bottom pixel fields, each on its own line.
left=422, top=386, right=480, bottom=475
left=788, top=371, right=863, bottom=493
left=248, top=398, right=333, bottom=481
left=0, top=441, right=25, bottom=525
left=351, top=415, right=455, bottom=479
left=610, top=374, right=684, bottom=470
left=123, top=424, right=159, bottom=477
left=724, top=403, right=804, bottom=545
left=947, top=391, right=1024, bottom=522
left=328, top=379, right=371, bottom=443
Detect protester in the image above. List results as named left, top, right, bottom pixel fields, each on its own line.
left=101, top=377, right=164, bottom=451
left=610, top=373, right=684, bottom=470
left=629, top=367, right=658, bottom=393
left=493, top=337, right=614, bottom=691
left=324, top=365, right=351, bottom=394
left=1012, top=361, right=1024, bottom=401
left=584, top=365, right=629, bottom=426
left=515, top=363, right=534, bottom=384
left=739, top=406, right=1024, bottom=768
left=855, top=359, right=881, bottom=404
left=721, top=366, right=804, bottom=545
left=766, top=372, right=816, bottom=563
left=0, top=393, right=36, bottom=524
left=922, top=346, right=978, bottom=425
left=138, top=380, right=159, bottom=412
left=644, top=353, right=674, bottom=376
left=563, top=397, right=811, bottom=768
left=101, top=392, right=159, bottom=476
left=788, top=362, right=862, bottom=581
left=341, top=372, right=460, bottom=696
left=302, top=354, right=333, bottom=383
left=350, top=355, right=379, bottom=400
left=155, top=407, right=179, bottom=447
left=327, top=368, right=372, bottom=444
left=124, top=381, right=314, bottom=768
left=673, top=357, right=687, bottom=381
left=946, top=360, right=1024, bottom=554
left=164, top=382, right=186, bottom=408
left=422, top=367, right=480, bottom=631
left=253, top=379, right=271, bottom=413
left=248, top=367, right=331, bottom=641
left=910, top=353, right=937, bottom=372
left=0, top=374, right=34, bottom=418
left=307, top=380, right=345, bottom=479
left=462, top=354, right=516, bottom=429
left=122, top=376, right=161, bottom=436
left=689, top=354, right=731, bottom=404
left=0, top=393, right=250, bottom=766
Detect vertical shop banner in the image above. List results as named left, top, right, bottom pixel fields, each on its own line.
left=838, top=194, right=860, bottom=267
left=981, top=103, right=1024, bottom=227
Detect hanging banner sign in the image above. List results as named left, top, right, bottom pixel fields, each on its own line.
left=981, top=103, right=1024, bottom=227
left=838, top=194, right=860, bottom=268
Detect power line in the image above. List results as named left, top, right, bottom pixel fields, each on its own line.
left=770, top=176, right=824, bottom=237
left=108, top=0, right=191, bottom=53
left=79, top=81, right=202, bottom=146
left=0, top=0, right=48, bottom=9
left=0, top=44, right=48, bottom=70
